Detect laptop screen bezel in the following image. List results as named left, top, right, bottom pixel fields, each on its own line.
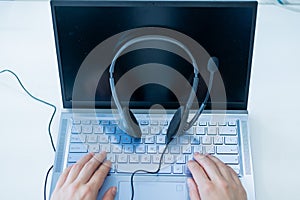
left=50, top=0, right=257, bottom=110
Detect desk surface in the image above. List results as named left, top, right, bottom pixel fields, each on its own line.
left=0, top=1, right=300, bottom=200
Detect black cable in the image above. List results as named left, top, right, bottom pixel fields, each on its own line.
left=0, top=69, right=57, bottom=200
left=0, top=69, right=57, bottom=152
left=130, top=139, right=172, bottom=200
left=44, top=165, right=54, bottom=200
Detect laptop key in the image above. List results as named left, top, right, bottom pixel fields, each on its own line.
left=93, top=125, right=104, bottom=134
left=105, top=126, right=115, bottom=134
left=158, top=145, right=168, bottom=153
left=129, top=154, right=139, bottom=163
left=69, top=143, right=88, bottom=153
left=156, top=135, right=166, bottom=144
left=191, top=136, right=200, bottom=145
left=147, top=145, right=157, bottom=154
left=124, top=145, right=134, bottom=153
left=107, top=154, right=115, bottom=163
left=213, top=136, right=224, bottom=145
left=141, top=154, right=151, bottom=163
left=82, top=125, right=92, bottom=134
left=228, top=121, right=237, bottom=126
left=70, top=134, right=85, bottom=143
left=89, top=144, right=99, bottom=152
left=193, top=145, right=202, bottom=154
left=82, top=120, right=91, bottom=125
left=150, top=126, right=160, bottom=135
left=152, top=154, right=162, bottom=163
left=87, top=135, right=98, bottom=143
left=71, top=125, right=81, bottom=134
left=207, top=127, right=217, bottom=135
left=145, top=136, right=155, bottom=144
left=199, top=121, right=207, bottom=126
left=173, top=164, right=183, bottom=174
left=175, top=155, right=186, bottom=164
left=68, top=153, right=86, bottom=162
left=110, top=135, right=120, bottom=144
left=195, top=127, right=206, bottom=135
left=100, top=120, right=110, bottom=125
left=91, top=120, right=100, bottom=125
left=203, top=145, right=215, bottom=154
left=117, top=154, right=128, bottom=163
left=219, top=127, right=237, bottom=135
left=72, top=119, right=81, bottom=125
left=135, top=145, right=146, bottom=153
left=215, top=155, right=239, bottom=164
left=121, top=135, right=131, bottom=144
left=117, top=164, right=159, bottom=173
left=141, top=126, right=149, bottom=135
left=225, top=136, right=238, bottom=145
left=170, top=146, right=180, bottom=154
left=182, top=145, right=192, bottom=154
left=164, top=155, right=174, bottom=163
left=112, top=145, right=122, bottom=153
left=202, top=136, right=212, bottom=145
left=99, top=135, right=109, bottom=143
left=140, top=120, right=149, bottom=125
left=100, top=144, right=111, bottom=153
left=217, top=145, right=238, bottom=154
left=179, top=136, right=189, bottom=144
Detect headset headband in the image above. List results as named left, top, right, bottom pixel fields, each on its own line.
left=109, top=35, right=200, bottom=134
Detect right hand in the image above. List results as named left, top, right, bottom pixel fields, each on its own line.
left=187, top=153, right=247, bottom=200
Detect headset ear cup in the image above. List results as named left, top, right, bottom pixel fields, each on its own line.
left=122, top=107, right=142, bottom=138
left=166, top=106, right=184, bottom=143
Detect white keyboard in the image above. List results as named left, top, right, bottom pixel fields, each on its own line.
left=67, top=118, right=241, bottom=175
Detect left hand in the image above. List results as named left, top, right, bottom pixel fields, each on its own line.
left=50, top=151, right=116, bottom=200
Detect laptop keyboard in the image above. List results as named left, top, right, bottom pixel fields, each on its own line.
left=67, top=118, right=241, bottom=176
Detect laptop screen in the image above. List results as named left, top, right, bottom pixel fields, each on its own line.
left=51, top=1, right=257, bottom=110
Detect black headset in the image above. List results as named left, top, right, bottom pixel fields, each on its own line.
left=109, top=35, right=218, bottom=142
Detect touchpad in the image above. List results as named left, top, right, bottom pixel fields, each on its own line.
left=118, top=181, right=187, bottom=200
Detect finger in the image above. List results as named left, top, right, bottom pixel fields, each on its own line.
left=55, top=166, right=72, bottom=189
left=207, top=155, right=233, bottom=182
left=227, top=165, right=242, bottom=186
left=102, top=186, right=117, bottom=200
left=187, top=160, right=210, bottom=189
left=76, top=151, right=106, bottom=183
left=65, top=153, right=94, bottom=184
left=88, top=160, right=112, bottom=190
left=187, top=178, right=201, bottom=200
left=193, top=153, right=222, bottom=181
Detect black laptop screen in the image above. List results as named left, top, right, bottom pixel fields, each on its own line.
left=51, top=1, right=257, bottom=110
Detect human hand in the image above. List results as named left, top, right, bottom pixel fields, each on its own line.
left=50, top=151, right=116, bottom=200
left=187, top=153, right=246, bottom=200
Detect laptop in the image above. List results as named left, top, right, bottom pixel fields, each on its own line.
left=49, top=1, right=257, bottom=199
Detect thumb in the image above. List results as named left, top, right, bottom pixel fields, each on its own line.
left=102, top=186, right=117, bottom=200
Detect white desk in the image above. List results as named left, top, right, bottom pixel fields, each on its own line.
left=0, top=1, right=300, bottom=200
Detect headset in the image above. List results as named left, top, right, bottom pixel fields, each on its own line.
left=109, top=35, right=218, bottom=142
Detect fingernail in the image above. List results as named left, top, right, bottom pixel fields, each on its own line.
left=194, top=152, right=205, bottom=159
left=112, top=186, right=117, bottom=196
left=187, top=160, right=196, bottom=168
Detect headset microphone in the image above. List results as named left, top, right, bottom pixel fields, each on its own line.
left=166, top=56, right=219, bottom=143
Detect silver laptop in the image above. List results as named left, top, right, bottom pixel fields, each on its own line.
left=49, top=1, right=257, bottom=199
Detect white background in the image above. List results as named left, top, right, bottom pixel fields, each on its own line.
left=0, top=1, right=300, bottom=199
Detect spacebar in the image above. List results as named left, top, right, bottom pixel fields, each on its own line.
left=117, top=164, right=171, bottom=173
